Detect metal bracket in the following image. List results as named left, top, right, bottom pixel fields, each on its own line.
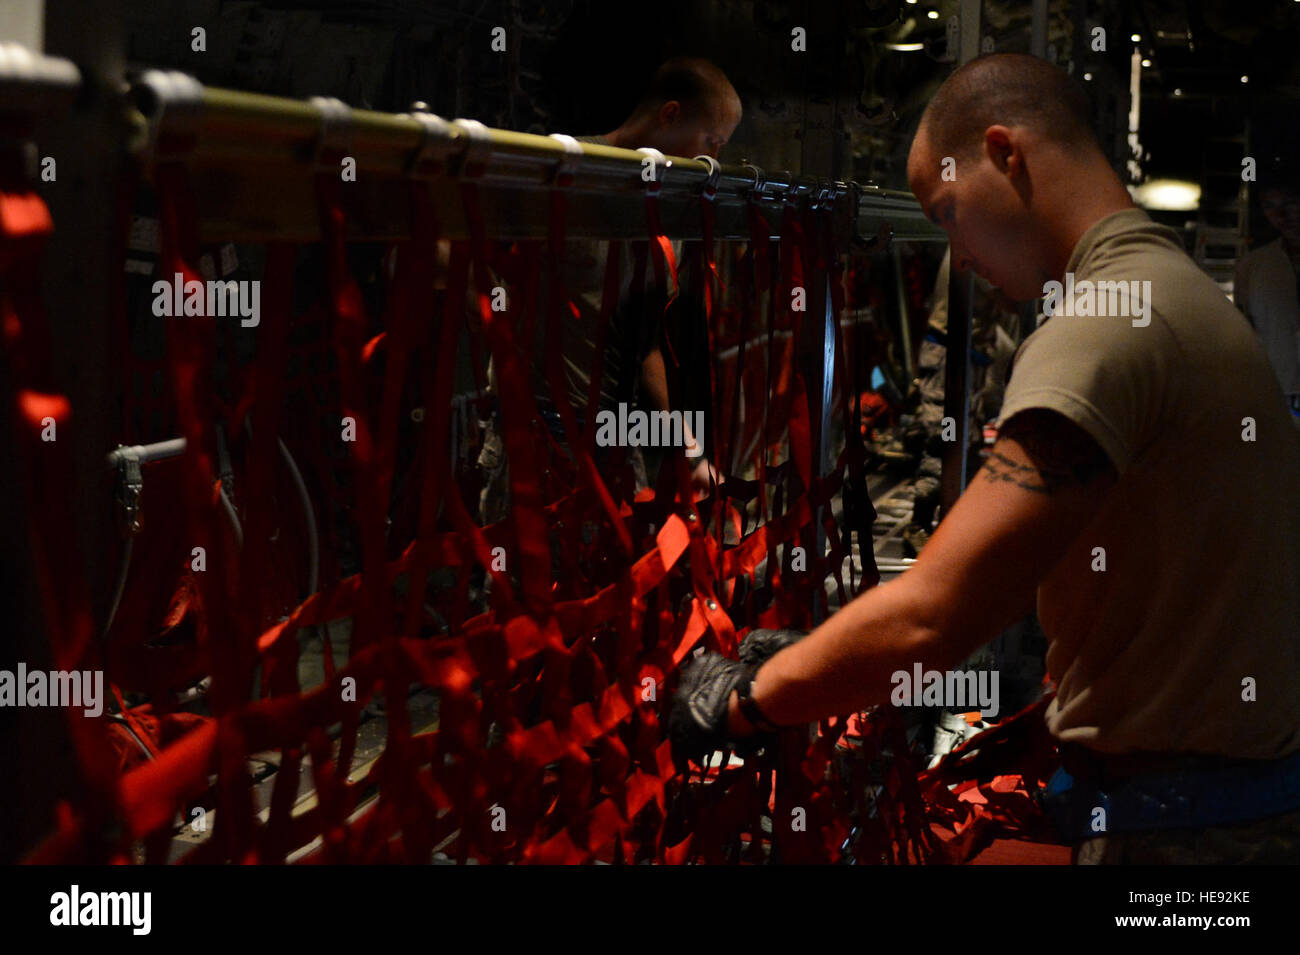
left=451, top=118, right=493, bottom=178
left=405, top=111, right=455, bottom=179
left=134, top=70, right=205, bottom=163
left=0, top=42, right=80, bottom=116
left=114, top=449, right=144, bottom=536
left=106, top=437, right=188, bottom=536
left=548, top=133, right=584, bottom=188
left=693, top=154, right=722, bottom=201
left=635, top=146, right=669, bottom=196
left=307, top=96, right=354, bottom=170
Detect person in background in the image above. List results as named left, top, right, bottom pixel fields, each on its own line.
left=1235, top=156, right=1300, bottom=425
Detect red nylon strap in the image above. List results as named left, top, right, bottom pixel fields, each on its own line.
left=580, top=240, right=622, bottom=457
left=541, top=188, right=633, bottom=557
left=3, top=187, right=126, bottom=858
left=156, top=162, right=264, bottom=855
left=461, top=182, right=554, bottom=618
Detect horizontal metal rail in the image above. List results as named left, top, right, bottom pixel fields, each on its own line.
left=127, top=70, right=947, bottom=245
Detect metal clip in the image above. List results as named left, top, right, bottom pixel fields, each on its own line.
left=742, top=163, right=765, bottom=203
left=451, top=118, right=493, bottom=178
left=405, top=111, right=455, bottom=179
left=636, top=146, right=670, bottom=196
left=693, top=154, right=721, bottom=201
left=307, top=96, right=354, bottom=170
left=548, top=133, right=584, bottom=188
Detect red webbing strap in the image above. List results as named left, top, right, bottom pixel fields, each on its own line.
left=580, top=239, right=622, bottom=457
left=312, top=173, right=389, bottom=835
left=729, top=237, right=757, bottom=499
left=818, top=206, right=876, bottom=595
left=155, top=161, right=262, bottom=857
left=3, top=187, right=127, bottom=860
left=541, top=188, right=633, bottom=557
left=697, top=192, right=728, bottom=582
left=462, top=182, right=553, bottom=619
left=236, top=243, right=295, bottom=688
left=916, top=697, right=1064, bottom=862
left=747, top=204, right=775, bottom=527
left=776, top=202, right=813, bottom=495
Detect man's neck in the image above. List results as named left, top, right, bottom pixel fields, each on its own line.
left=1043, top=161, right=1137, bottom=279
left=604, top=124, right=644, bottom=151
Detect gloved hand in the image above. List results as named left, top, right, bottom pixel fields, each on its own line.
left=737, top=627, right=808, bottom=667
left=670, top=629, right=809, bottom=774
left=669, top=652, right=753, bottom=774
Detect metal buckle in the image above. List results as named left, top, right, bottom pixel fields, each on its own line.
left=451, top=118, right=493, bottom=178
left=693, top=154, right=721, bottom=201
left=548, top=133, right=584, bottom=188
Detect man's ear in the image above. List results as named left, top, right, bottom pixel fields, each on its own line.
left=984, top=125, right=1019, bottom=174
left=658, top=100, right=682, bottom=127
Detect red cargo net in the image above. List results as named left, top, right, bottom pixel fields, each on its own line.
left=8, top=157, right=1054, bottom=864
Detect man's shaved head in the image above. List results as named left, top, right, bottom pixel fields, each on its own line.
left=632, top=57, right=740, bottom=121
left=918, top=53, right=1101, bottom=163
left=616, top=56, right=742, bottom=160
left=907, top=52, right=1132, bottom=301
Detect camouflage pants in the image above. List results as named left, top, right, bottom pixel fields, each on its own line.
left=1072, top=803, right=1300, bottom=864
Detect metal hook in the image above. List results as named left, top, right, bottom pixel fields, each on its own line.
left=742, top=163, right=765, bottom=202
left=635, top=146, right=670, bottom=195
left=451, top=118, right=493, bottom=178
left=693, top=154, right=722, bottom=201
left=308, top=96, right=354, bottom=170
left=405, top=110, right=455, bottom=179
left=548, top=133, right=584, bottom=188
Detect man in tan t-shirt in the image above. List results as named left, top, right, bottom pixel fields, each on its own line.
left=671, top=53, right=1300, bottom=864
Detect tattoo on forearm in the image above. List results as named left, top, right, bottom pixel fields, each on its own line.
left=977, top=410, right=1114, bottom=496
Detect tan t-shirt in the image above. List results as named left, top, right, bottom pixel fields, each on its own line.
left=998, top=207, right=1300, bottom=758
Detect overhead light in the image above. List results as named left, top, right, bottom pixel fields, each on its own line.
left=1241, top=75, right=1249, bottom=83
left=1083, top=72, right=1093, bottom=81
left=1132, top=178, right=1201, bottom=211
left=906, top=0, right=918, bottom=4
left=1141, top=58, right=1151, bottom=67
left=1131, top=33, right=1141, bottom=42
left=1174, top=88, right=1182, bottom=96
left=884, top=42, right=925, bottom=51
left=927, top=9, right=939, bottom=19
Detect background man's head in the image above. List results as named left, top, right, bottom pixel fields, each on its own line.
left=907, top=53, right=1119, bottom=301
left=620, top=57, right=742, bottom=159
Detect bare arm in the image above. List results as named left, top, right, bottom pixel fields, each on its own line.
left=641, top=345, right=719, bottom=492
left=640, top=345, right=671, bottom=413
left=729, top=409, right=1117, bottom=731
